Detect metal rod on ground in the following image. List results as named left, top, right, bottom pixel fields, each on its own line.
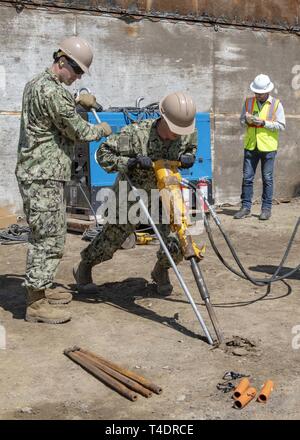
left=190, top=257, right=224, bottom=344
left=78, top=346, right=162, bottom=395
left=76, top=350, right=152, bottom=398
left=64, top=348, right=138, bottom=401
left=124, top=175, right=214, bottom=345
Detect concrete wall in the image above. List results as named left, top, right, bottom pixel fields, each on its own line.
left=1, top=2, right=300, bottom=212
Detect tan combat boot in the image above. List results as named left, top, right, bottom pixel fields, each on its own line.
left=151, top=261, right=173, bottom=297
left=25, top=288, right=71, bottom=324
left=45, top=287, right=73, bottom=305
left=73, top=261, right=98, bottom=293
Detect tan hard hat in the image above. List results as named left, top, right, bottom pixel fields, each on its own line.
left=159, top=91, right=196, bottom=135
left=59, top=36, right=93, bottom=74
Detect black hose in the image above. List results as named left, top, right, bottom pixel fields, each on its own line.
left=104, top=103, right=160, bottom=125
left=204, top=214, right=300, bottom=285
left=185, top=180, right=300, bottom=285
left=0, top=224, right=30, bottom=245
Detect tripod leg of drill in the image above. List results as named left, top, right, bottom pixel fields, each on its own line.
left=190, top=257, right=224, bottom=345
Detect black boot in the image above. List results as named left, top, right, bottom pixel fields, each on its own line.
left=233, top=208, right=251, bottom=219
left=73, top=261, right=98, bottom=293
left=259, top=209, right=271, bottom=220
left=151, top=262, right=173, bottom=297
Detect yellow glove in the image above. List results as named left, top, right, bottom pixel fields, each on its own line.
left=75, top=93, right=97, bottom=110
left=96, top=122, right=112, bottom=137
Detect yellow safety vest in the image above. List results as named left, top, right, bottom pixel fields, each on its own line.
left=243, top=96, right=280, bottom=152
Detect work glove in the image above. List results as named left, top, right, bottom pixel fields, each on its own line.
left=179, top=154, right=195, bottom=169
left=96, top=122, right=112, bottom=137
left=127, top=156, right=153, bottom=171
left=75, top=93, right=98, bottom=110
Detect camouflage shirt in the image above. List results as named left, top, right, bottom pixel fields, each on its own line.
left=97, top=119, right=197, bottom=191
left=16, top=68, right=105, bottom=182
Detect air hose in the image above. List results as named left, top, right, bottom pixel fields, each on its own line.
left=184, top=179, right=300, bottom=286
left=0, top=224, right=29, bottom=245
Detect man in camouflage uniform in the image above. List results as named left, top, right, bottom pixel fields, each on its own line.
left=74, top=91, right=197, bottom=297
left=15, top=36, right=112, bottom=324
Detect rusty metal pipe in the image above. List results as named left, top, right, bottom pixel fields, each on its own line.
left=77, top=350, right=152, bottom=398
left=78, top=347, right=163, bottom=395
left=64, top=348, right=138, bottom=401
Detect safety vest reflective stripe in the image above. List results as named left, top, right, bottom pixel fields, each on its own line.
left=245, top=97, right=255, bottom=114
left=246, top=97, right=280, bottom=120
left=267, top=97, right=279, bottom=121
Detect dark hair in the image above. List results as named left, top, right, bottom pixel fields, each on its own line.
left=53, top=50, right=65, bottom=63
left=53, top=50, right=60, bottom=63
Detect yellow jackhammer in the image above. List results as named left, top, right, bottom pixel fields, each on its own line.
left=153, top=160, right=223, bottom=345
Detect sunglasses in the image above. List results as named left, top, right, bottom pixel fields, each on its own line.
left=66, top=57, right=84, bottom=75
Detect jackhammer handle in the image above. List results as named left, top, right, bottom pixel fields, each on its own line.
left=155, top=159, right=180, bottom=167
left=152, top=159, right=181, bottom=170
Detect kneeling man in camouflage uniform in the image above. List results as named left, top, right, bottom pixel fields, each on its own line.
left=74, top=91, right=197, bottom=296
left=15, top=36, right=112, bottom=324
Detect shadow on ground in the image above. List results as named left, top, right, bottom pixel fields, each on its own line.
left=216, top=207, right=263, bottom=219
left=215, top=207, right=238, bottom=216
left=249, top=265, right=300, bottom=280
left=0, top=274, right=25, bottom=319
left=70, top=277, right=208, bottom=343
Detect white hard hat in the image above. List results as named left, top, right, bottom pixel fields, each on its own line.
left=250, top=74, right=274, bottom=94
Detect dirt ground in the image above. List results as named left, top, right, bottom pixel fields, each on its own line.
left=1, top=200, right=300, bottom=420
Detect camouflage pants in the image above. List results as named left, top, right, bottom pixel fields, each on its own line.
left=18, top=180, right=66, bottom=290
left=81, top=221, right=183, bottom=269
